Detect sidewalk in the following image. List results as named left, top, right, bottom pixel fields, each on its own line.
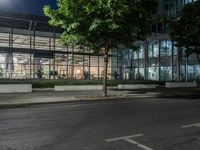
left=0, top=88, right=199, bottom=109
left=0, top=90, right=131, bottom=109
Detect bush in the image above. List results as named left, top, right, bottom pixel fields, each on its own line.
left=0, top=79, right=162, bottom=88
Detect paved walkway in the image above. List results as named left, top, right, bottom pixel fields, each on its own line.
left=0, top=88, right=199, bottom=108
left=0, top=90, right=130, bottom=106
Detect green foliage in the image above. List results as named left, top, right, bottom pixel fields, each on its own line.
left=0, top=79, right=162, bottom=88
left=170, top=1, right=200, bottom=63
left=43, top=0, right=155, bottom=53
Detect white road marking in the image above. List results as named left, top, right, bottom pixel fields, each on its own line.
left=105, top=134, right=154, bottom=150
left=181, top=123, right=200, bottom=128
left=105, top=134, right=144, bottom=142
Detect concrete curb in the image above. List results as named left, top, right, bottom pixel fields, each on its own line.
left=0, top=96, right=137, bottom=110
left=1, top=92, right=199, bottom=110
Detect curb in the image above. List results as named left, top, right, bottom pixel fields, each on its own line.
left=0, top=96, right=137, bottom=110
left=1, top=93, right=199, bottom=110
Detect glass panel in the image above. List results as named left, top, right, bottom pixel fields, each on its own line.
left=55, top=54, right=68, bottom=79
left=74, top=55, right=83, bottom=79
left=148, top=67, right=159, bottom=81
left=0, top=33, right=9, bottom=47
left=0, top=53, right=7, bottom=78
left=13, top=53, right=31, bottom=79
left=0, top=64, right=6, bottom=78
left=13, top=34, right=31, bottom=49
left=160, top=40, right=172, bottom=81
left=90, top=67, right=98, bottom=79
left=185, top=0, right=192, bottom=4
left=148, top=41, right=159, bottom=68
left=34, top=58, right=52, bottom=79
left=55, top=39, right=67, bottom=51
left=160, top=66, right=172, bottom=81
left=148, top=41, right=159, bottom=58
left=138, top=44, right=144, bottom=59
left=67, top=54, right=73, bottom=79
left=35, top=36, right=50, bottom=50
left=99, top=57, right=104, bottom=67
left=160, top=40, right=172, bottom=56
left=90, top=56, right=98, bottom=67
left=99, top=67, right=104, bottom=79
left=138, top=68, right=145, bottom=80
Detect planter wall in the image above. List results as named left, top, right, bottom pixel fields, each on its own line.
left=118, top=84, right=158, bottom=90
left=55, top=85, right=102, bottom=91
left=0, top=84, right=32, bottom=93
left=165, top=82, right=197, bottom=88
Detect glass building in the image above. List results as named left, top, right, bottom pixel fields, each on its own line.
left=119, top=0, right=200, bottom=81
left=0, top=0, right=199, bottom=82
left=0, top=11, right=117, bottom=80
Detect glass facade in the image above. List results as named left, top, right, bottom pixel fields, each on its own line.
left=119, top=39, right=200, bottom=81
left=118, top=0, right=200, bottom=81
left=0, top=13, right=117, bottom=80
left=0, top=0, right=199, bottom=82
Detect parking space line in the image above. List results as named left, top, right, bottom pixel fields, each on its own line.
left=181, top=123, right=200, bottom=128
left=105, top=133, right=154, bottom=150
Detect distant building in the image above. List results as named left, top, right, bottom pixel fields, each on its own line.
left=119, top=0, right=200, bottom=81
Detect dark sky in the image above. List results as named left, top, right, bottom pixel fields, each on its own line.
left=0, top=0, right=57, bottom=16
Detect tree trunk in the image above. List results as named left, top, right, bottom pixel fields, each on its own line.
left=103, top=47, right=109, bottom=97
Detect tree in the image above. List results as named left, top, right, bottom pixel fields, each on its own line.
left=170, top=0, right=200, bottom=64
left=44, top=0, right=154, bottom=97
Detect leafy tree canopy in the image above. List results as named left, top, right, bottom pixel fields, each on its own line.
left=44, top=0, right=155, bottom=53
left=170, top=0, right=200, bottom=62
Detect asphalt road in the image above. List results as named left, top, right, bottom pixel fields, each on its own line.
left=0, top=98, right=200, bottom=150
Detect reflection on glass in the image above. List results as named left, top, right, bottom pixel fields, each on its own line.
left=160, top=66, right=172, bottom=81
left=0, top=33, right=9, bottom=47
left=13, top=34, right=31, bottom=49
left=160, top=40, right=172, bottom=56
left=148, top=67, right=159, bottom=81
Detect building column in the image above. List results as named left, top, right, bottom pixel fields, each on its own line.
left=30, top=36, right=32, bottom=79
left=72, top=45, right=75, bottom=79
left=49, top=38, right=51, bottom=80
left=98, top=56, right=100, bottom=79
left=116, top=48, right=119, bottom=80
left=53, top=32, right=56, bottom=79
left=185, top=57, right=188, bottom=82
left=33, top=20, right=36, bottom=79
left=177, top=47, right=182, bottom=81
left=171, top=41, right=174, bottom=81
left=88, top=48, right=91, bottom=80
left=144, top=41, right=148, bottom=80
left=158, top=40, right=161, bottom=81
left=10, top=18, right=14, bottom=79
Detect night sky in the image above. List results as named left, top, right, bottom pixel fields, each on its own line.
left=0, top=0, right=57, bottom=16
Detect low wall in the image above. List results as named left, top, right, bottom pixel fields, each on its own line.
left=0, top=84, right=32, bottom=93
left=165, top=82, right=197, bottom=88
left=118, top=84, right=158, bottom=90
left=55, top=85, right=102, bottom=91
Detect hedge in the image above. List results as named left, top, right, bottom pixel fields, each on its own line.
left=0, top=79, right=162, bottom=88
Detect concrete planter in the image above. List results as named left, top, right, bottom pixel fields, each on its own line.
left=55, top=85, right=102, bottom=91
left=0, top=84, right=32, bottom=93
left=165, top=82, right=197, bottom=88
left=118, top=84, right=158, bottom=90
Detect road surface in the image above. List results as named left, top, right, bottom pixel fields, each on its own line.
left=0, top=98, right=200, bottom=150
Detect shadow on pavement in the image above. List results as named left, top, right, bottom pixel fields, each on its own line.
left=123, top=88, right=200, bottom=99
